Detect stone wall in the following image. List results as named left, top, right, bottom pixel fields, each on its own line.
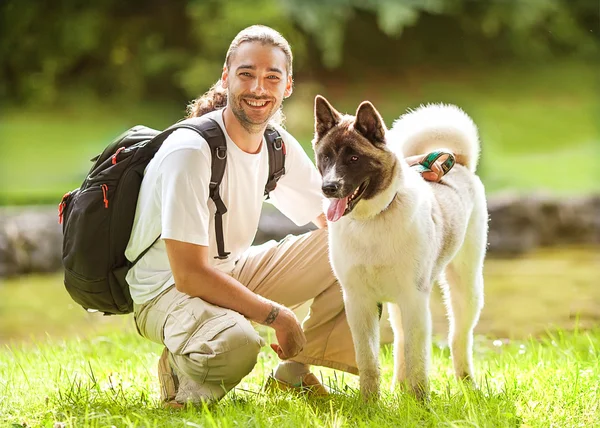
left=1, top=193, right=598, bottom=277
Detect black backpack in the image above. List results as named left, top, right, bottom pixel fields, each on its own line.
left=59, top=116, right=285, bottom=315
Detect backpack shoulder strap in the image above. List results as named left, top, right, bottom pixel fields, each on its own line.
left=141, top=117, right=230, bottom=261
left=264, top=127, right=286, bottom=198
left=177, top=118, right=230, bottom=260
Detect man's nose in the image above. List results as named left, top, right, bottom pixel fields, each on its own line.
left=322, top=181, right=342, bottom=197
left=251, top=79, right=267, bottom=96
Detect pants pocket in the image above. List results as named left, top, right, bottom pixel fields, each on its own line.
left=163, top=310, right=238, bottom=356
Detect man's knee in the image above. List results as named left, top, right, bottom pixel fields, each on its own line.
left=211, top=316, right=264, bottom=383
left=172, top=312, right=264, bottom=386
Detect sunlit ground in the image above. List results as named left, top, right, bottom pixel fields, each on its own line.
left=1, top=247, right=597, bottom=344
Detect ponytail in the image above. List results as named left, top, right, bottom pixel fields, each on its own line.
left=186, top=80, right=228, bottom=118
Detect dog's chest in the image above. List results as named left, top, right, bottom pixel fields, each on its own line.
left=329, top=213, right=423, bottom=291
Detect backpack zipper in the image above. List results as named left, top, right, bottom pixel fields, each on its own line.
left=112, top=147, right=126, bottom=164
left=58, top=191, right=71, bottom=224
left=101, top=184, right=109, bottom=208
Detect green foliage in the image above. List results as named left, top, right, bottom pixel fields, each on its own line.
left=446, top=0, right=599, bottom=60
left=280, top=0, right=446, bottom=67
left=178, top=0, right=305, bottom=97
left=0, top=0, right=194, bottom=104
left=0, top=0, right=597, bottom=106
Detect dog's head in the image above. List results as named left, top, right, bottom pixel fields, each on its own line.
left=312, top=95, right=396, bottom=222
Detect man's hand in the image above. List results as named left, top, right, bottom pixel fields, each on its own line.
left=266, top=304, right=306, bottom=360
left=405, top=154, right=450, bottom=182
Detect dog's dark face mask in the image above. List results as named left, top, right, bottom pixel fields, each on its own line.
left=312, top=95, right=394, bottom=222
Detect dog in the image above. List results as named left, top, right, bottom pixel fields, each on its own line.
left=312, top=95, right=487, bottom=401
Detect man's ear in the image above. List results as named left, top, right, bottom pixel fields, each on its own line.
left=314, top=95, right=341, bottom=140
left=354, top=101, right=386, bottom=144
left=284, top=75, right=293, bottom=98
left=221, top=67, right=229, bottom=89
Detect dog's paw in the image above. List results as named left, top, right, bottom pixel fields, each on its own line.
left=457, top=372, right=479, bottom=390
left=360, top=372, right=380, bottom=401
left=410, top=381, right=430, bottom=403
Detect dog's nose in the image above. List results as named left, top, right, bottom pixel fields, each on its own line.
left=322, top=182, right=341, bottom=197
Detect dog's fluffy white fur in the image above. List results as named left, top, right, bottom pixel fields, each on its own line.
left=327, top=104, right=487, bottom=400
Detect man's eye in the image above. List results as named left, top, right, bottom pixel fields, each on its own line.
left=350, top=155, right=359, bottom=162
left=267, top=75, right=280, bottom=80
left=240, top=72, right=252, bottom=77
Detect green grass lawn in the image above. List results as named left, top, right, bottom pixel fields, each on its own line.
left=1, top=247, right=598, bottom=426
left=1, top=328, right=598, bottom=427
left=1, top=61, right=598, bottom=205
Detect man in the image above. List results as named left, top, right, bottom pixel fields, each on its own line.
left=125, top=25, right=449, bottom=407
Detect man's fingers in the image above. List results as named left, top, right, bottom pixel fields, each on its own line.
left=270, top=343, right=288, bottom=360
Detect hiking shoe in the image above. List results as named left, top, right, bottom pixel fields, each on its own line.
left=158, top=347, right=179, bottom=404
left=264, top=372, right=329, bottom=397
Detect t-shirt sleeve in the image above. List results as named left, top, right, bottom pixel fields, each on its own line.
left=157, top=146, right=212, bottom=246
left=267, top=127, right=325, bottom=226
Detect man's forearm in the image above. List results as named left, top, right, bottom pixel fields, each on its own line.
left=175, top=266, right=275, bottom=325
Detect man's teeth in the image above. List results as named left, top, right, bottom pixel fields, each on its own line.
left=246, top=99, right=268, bottom=107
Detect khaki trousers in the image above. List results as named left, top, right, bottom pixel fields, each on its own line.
left=134, top=228, right=372, bottom=402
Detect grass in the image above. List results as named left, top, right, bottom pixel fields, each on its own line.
left=1, top=60, right=598, bottom=205
left=1, top=328, right=599, bottom=427
left=1, top=247, right=599, bottom=426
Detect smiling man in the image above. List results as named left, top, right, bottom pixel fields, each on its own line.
left=126, top=25, right=448, bottom=407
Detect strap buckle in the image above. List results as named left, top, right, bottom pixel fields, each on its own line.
left=216, top=146, right=227, bottom=160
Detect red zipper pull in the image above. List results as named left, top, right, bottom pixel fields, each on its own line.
left=112, top=147, right=126, bottom=165
left=101, top=184, right=109, bottom=208
left=58, top=192, right=70, bottom=224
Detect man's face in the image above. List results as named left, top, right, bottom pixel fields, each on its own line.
left=222, top=41, right=293, bottom=133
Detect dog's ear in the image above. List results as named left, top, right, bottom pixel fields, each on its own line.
left=314, top=95, right=342, bottom=141
left=354, top=101, right=386, bottom=144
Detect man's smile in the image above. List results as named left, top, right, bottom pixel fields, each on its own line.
left=244, top=98, right=271, bottom=108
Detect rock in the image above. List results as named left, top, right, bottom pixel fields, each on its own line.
left=255, top=207, right=317, bottom=245
left=487, top=193, right=600, bottom=256
left=487, top=193, right=540, bottom=256
left=0, top=207, right=63, bottom=276
left=0, top=193, right=599, bottom=277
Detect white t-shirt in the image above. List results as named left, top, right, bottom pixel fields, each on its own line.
left=125, top=109, right=324, bottom=305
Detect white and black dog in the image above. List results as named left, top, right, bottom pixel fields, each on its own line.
left=313, top=96, right=487, bottom=400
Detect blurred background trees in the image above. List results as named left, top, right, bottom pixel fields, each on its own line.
left=0, top=0, right=598, bottom=205
left=1, top=0, right=596, bottom=106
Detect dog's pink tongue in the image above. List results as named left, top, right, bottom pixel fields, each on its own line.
left=326, top=197, right=348, bottom=222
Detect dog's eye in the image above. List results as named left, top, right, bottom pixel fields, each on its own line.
left=322, top=155, right=330, bottom=162
left=350, top=155, right=359, bottom=162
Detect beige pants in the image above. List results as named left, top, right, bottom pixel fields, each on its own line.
left=134, top=228, right=366, bottom=402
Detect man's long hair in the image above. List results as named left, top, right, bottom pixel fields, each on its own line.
left=186, top=25, right=293, bottom=126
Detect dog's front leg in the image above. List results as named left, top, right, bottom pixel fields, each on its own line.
left=398, top=286, right=432, bottom=401
left=344, top=290, right=381, bottom=400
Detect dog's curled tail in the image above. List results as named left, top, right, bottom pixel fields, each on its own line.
left=389, top=104, right=480, bottom=172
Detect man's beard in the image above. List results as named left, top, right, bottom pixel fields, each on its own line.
left=229, top=92, right=278, bottom=134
